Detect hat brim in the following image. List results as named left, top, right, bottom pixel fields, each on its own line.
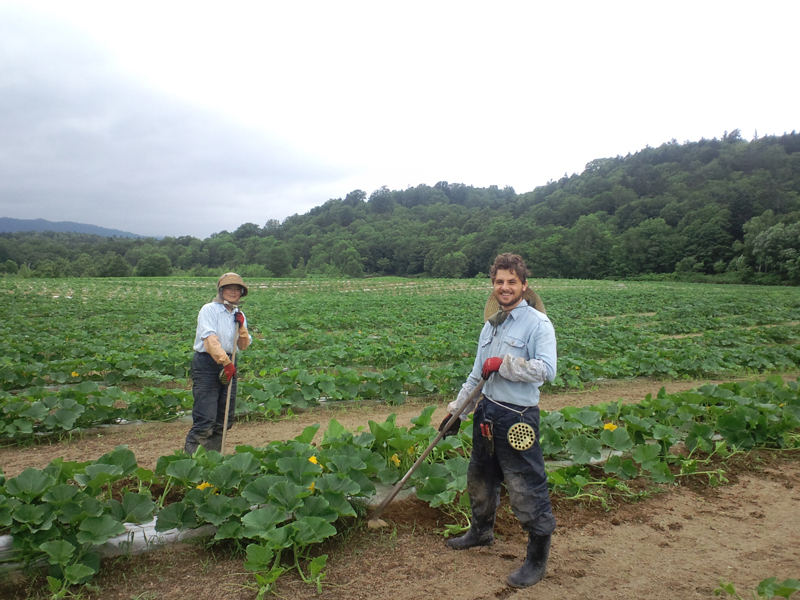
left=484, top=288, right=545, bottom=322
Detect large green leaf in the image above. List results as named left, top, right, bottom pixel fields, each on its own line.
left=276, top=456, right=322, bottom=484
left=95, top=446, right=138, bottom=477
left=242, top=475, right=285, bottom=505
left=648, top=462, right=676, bottom=484
left=215, top=520, right=243, bottom=540
left=207, top=465, right=242, bottom=492
left=165, top=459, right=203, bottom=484
left=566, top=435, right=602, bottom=464
left=569, top=410, right=603, bottom=428
left=76, top=515, right=126, bottom=545
left=631, top=443, right=661, bottom=470
left=74, top=464, right=124, bottom=492
left=40, top=540, right=75, bottom=565
left=292, top=516, right=337, bottom=546
left=244, top=543, right=275, bottom=572
left=196, top=494, right=234, bottom=526
left=6, top=468, right=55, bottom=502
left=326, top=455, right=367, bottom=473
left=295, top=496, right=337, bottom=523
left=294, top=424, right=321, bottom=444
left=241, top=505, right=288, bottom=539
left=226, top=452, right=261, bottom=476
left=41, top=484, right=80, bottom=506
left=269, top=481, right=309, bottom=512
left=321, top=491, right=357, bottom=518
left=121, top=492, right=155, bottom=524
left=155, top=501, right=197, bottom=532
left=315, top=473, right=361, bottom=496
left=600, top=427, right=634, bottom=451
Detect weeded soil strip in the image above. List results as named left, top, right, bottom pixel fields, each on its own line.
left=1, top=374, right=798, bottom=477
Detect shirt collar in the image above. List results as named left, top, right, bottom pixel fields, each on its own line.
left=507, top=299, right=529, bottom=320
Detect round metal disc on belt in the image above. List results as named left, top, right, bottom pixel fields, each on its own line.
left=507, top=422, right=536, bottom=451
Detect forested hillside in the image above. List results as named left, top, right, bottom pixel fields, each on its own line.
left=2, top=130, right=799, bottom=283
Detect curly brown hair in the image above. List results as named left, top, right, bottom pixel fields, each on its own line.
left=489, top=253, right=530, bottom=284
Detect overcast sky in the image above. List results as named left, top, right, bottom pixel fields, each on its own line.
left=1, top=1, right=797, bottom=238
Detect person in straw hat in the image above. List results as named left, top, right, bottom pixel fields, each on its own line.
left=440, top=253, right=557, bottom=589
left=184, top=273, right=252, bottom=454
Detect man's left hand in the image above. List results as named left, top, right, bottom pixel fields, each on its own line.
left=482, top=357, right=503, bottom=379
left=438, top=415, right=461, bottom=437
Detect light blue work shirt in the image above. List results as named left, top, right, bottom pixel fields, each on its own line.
left=193, top=302, right=252, bottom=355
left=465, top=299, right=557, bottom=408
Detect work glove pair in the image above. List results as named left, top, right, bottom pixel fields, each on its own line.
left=438, top=357, right=503, bottom=437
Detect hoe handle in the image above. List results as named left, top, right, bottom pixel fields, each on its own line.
left=369, top=379, right=485, bottom=523
left=220, top=323, right=239, bottom=455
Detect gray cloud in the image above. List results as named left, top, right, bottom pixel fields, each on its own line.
left=0, top=7, right=351, bottom=237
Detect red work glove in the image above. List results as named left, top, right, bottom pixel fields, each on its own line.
left=234, top=311, right=245, bottom=328
left=481, top=357, right=503, bottom=380
left=219, top=362, right=237, bottom=385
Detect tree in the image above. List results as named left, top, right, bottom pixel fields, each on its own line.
left=292, top=257, right=306, bottom=278
left=752, top=222, right=800, bottom=283
left=135, top=254, right=173, bottom=276
left=339, top=247, right=364, bottom=278
left=234, top=222, right=262, bottom=240
left=368, top=186, right=396, bottom=214
left=432, top=251, right=468, bottom=278
left=99, top=253, right=133, bottom=277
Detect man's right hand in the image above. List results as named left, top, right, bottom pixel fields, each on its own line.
left=438, top=414, right=461, bottom=438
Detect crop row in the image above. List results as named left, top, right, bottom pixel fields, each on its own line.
left=2, top=375, right=798, bottom=595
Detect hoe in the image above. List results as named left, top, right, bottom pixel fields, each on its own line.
left=367, top=379, right=485, bottom=529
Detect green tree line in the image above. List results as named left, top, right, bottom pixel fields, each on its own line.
left=2, top=130, right=799, bottom=283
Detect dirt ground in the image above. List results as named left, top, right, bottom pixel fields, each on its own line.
left=4, top=373, right=798, bottom=477
left=2, top=374, right=799, bottom=600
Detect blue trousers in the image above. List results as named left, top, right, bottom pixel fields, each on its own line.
left=468, top=397, right=556, bottom=536
left=184, top=351, right=236, bottom=453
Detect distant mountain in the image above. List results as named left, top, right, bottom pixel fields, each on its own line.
left=0, top=217, right=143, bottom=238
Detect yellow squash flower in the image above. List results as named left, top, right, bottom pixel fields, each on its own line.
left=308, top=481, right=315, bottom=492
left=71, top=371, right=79, bottom=377
left=196, top=482, right=216, bottom=492
left=389, top=454, right=400, bottom=466
left=603, top=423, right=618, bottom=431
left=308, top=455, right=319, bottom=464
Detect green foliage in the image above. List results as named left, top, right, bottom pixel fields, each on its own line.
left=3, top=132, right=800, bottom=281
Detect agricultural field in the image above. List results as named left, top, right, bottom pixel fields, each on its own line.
left=1, top=277, right=799, bottom=600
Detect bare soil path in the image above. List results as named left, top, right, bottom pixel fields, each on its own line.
left=4, top=373, right=797, bottom=477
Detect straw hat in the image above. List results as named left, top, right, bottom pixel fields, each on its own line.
left=217, top=272, right=249, bottom=297
left=483, top=288, right=545, bottom=322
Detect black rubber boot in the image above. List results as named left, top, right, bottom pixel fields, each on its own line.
left=446, top=516, right=495, bottom=549
left=506, top=534, right=551, bottom=588
left=205, top=432, right=223, bottom=453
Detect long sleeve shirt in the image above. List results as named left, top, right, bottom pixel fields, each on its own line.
left=193, top=302, right=252, bottom=355
left=464, top=299, right=557, bottom=407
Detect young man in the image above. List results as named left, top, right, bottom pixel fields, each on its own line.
left=441, top=253, right=557, bottom=588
